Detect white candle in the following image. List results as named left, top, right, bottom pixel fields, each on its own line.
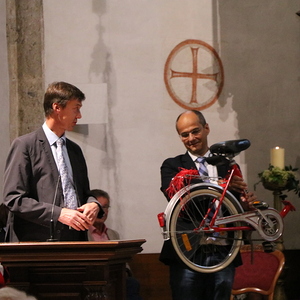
left=270, top=147, right=285, bottom=169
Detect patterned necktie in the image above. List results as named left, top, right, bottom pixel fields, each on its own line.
left=197, top=157, right=222, bottom=239
left=56, top=138, right=77, bottom=209
left=197, top=157, right=209, bottom=181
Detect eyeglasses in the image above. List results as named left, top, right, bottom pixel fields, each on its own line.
left=179, top=128, right=201, bottom=139
left=102, top=205, right=110, bottom=210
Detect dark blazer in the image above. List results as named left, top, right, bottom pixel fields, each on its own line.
left=159, top=151, right=242, bottom=266
left=3, top=127, right=96, bottom=242
left=161, top=152, right=230, bottom=200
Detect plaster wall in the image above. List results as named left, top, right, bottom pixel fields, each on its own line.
left=218, top=1, right=300, bottom=250
left=43, top=0, right=245, bottom=253
left=37, top=0, right=300, bottom=252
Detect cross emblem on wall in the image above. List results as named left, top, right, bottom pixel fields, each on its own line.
left=164, top=39, right=224, bottom=111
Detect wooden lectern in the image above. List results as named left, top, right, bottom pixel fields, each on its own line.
left=0, top=239, right=145, bottom=300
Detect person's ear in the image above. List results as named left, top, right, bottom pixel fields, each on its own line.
left=52, top=103, right=61, bottom=113
left=204, top=123, right=210, bottom=134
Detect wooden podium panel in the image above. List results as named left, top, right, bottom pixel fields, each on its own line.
left=0, top=239, right=145, bottom=300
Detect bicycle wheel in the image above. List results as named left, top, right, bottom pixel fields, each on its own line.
left=169, top=188, right=243, bottom=273
left=258, top=209, right=283, bottom=241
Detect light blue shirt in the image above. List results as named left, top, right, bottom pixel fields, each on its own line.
left=42, top=122, right=74, bottom=183
left=188, top=150, right=219, bottom=183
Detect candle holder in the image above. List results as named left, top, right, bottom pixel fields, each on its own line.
left=255, top=164, right=300, bottom=199
left=255, top=164, right=300, bottom=250
left=255, top=164, right=300, bottom=300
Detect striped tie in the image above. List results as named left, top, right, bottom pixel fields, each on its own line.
left=56, top=138, right=77, bottom=209
left=197, top=157, right=209, bottom=180
left=197, top=157, right=221, bottom=238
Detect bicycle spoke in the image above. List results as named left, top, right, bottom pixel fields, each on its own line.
left=170, top=188, right=243, bottom=273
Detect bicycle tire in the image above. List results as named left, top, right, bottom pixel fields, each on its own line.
left=169, top=188, right=243, bottom=273
left=258, top=209, right=283, bottom=241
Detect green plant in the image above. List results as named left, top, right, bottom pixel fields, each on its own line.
left=255, top=165, right=300, bottom=198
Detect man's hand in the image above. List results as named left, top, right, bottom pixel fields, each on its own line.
left=240, top=191, right=258, bottom=210
left=228, top=175, right=258, bottom=210
left=228, top=175, right=248, bottom=193
left=58, top=208, right=93, bottom=231
left=77, top=202, right=100, bottom=226
left=58, top=202, right=99, bottom=231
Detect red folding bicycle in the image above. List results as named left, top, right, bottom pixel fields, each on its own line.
left=157, top=139, right=295, bottom=273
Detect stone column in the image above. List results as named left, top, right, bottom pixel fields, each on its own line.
left=6, top=0, right=44, bottom=141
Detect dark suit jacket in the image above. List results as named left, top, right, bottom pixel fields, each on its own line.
left=3, top=127, right=96, bottom=242
left=160, top=152, right=242, bottom=266
left=161, top=152, right=231, bottom=200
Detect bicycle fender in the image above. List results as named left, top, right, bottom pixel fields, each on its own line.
left=163, top=182, right=243, bottom=240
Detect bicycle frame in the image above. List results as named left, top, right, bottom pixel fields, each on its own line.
left=158, top=159, right=294, bottom=243
left=157, top=139, right=295, bottom=273
left=158, top=181, right=243, bottom=240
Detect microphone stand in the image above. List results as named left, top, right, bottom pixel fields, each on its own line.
left=47, top=175, right=60, bottom=242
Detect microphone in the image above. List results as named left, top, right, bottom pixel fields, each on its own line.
left=47, top=175, right=60, bottom=242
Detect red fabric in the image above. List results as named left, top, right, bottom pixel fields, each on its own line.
left=166, top=168, right=199, bottom=199
left=0, top=273, right=4, bottom=287
left=233, top=251, right=279, bottom=291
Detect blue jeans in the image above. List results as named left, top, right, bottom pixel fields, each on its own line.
left=169, top=259, right=235, bottom=300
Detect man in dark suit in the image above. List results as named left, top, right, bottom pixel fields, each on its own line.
left=3, top=81, right=103, bottom=242
left=160, top=110, right=256, bottom=300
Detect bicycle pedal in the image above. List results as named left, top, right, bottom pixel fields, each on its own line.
left=252, top=201, right=269, bottom=210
